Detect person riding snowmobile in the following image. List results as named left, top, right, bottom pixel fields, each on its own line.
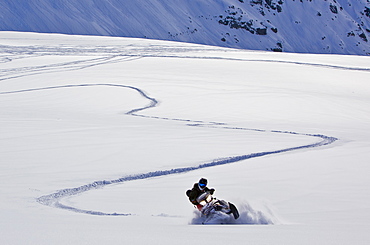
left=186, top=178, right=215, bottom=210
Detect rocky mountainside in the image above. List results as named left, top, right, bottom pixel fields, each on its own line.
left=1, top=0, right=369, bottom=55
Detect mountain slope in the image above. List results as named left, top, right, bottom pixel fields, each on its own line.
left=1, top=0, right=369, bottom=55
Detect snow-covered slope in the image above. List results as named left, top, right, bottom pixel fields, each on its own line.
left=1, top=31, right=370, bottom=244
left=1, top=0, right=369, bottom=55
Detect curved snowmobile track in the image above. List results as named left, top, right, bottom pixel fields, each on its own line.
left=1, top=84, right=337, bottom=216
left=0, top=42, right=348, bottom=216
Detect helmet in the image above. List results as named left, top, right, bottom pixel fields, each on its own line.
left=198, top=178, right=208, bottom=190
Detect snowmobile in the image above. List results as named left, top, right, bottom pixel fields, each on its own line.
left=195, top=191, right=239, bottom=224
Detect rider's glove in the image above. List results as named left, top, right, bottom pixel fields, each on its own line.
left=210, top=188, right=215, bottom=195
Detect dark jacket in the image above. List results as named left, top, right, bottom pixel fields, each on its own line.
left=186, top=183, right=215, bottom=205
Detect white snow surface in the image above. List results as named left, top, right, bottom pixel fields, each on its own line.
left=0, top=31, right=370, bottom=244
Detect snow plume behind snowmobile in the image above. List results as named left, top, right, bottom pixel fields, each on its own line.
left=194, top=192, right=239, bottom=224
left=190, top=192, right=277, bottom=225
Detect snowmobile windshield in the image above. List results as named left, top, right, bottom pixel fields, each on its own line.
left=197, top=193, right=213, bottom=206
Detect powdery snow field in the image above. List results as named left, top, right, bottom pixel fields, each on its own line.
left=0, top=32, right=370, bottom=244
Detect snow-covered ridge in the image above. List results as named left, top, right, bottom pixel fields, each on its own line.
left=1, top=0, right=369, bottom=55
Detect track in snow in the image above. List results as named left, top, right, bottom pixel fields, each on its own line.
left=0, top=43, right=345, bottom=217
left=0, top=83, right=338, bottom=216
